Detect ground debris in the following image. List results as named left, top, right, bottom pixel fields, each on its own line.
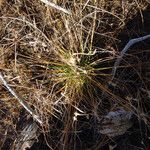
left=99, top=108, right=133, bottom=137
left=13, top=122, right=39, bottom=150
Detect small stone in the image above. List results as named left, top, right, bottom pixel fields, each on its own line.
left=99, top=108, right=133, bottom=137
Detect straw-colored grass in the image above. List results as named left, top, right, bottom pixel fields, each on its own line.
left=0, top=0, right=149, bottom=149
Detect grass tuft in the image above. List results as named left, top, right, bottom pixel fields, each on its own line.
left=0, top=0, right=149, bottom=149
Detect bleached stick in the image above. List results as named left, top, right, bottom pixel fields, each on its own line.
left=0, top=72, right=42, bottom=124
left=112, top=34, right=150, bottom=79
left=40, top=0, right=71, bottom=15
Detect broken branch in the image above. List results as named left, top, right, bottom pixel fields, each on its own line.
left=0, top=72, right=42, bottom=124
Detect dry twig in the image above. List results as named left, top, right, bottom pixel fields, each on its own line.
left=40, top=0, right=71, bottom=15
left=112, top=34, right=150, bottom=79
left=0, top=72, right=43, bottom=124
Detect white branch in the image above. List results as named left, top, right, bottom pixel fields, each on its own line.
left=40, top=0, right=71, bottom=15
left=112, top=34, right=150, bottom=79
left=0, top=73, right=43, bottom=124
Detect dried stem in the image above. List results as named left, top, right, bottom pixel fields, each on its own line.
left=112, top=34, right=150, bottom=79
left=40, top=0, right=71, bottom=15
left=0, top=72, right=43, bottom=124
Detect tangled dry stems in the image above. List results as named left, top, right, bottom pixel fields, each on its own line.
left=0, top=0, right=149, bottom=149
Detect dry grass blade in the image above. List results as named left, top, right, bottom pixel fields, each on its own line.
left=40, top=0, right=71, bottom=14
left=112, top=34, right=150, bottom=79
left=0, top=0, right=149, bottom=149
left=0, top=72, right=42, bottom=124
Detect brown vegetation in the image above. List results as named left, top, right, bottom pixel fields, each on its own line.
left=0, top=0, right=150, bottom=149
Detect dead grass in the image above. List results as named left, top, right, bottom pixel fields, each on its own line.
left=0, top=0, right=149, bottom=149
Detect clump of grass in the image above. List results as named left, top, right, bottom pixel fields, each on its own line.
left=0, top=0, right=150, bottom=149
left=47, top=48, right=95, bottom=104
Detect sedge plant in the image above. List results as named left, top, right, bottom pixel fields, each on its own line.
left=0, top=0, right=149, bottom=149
